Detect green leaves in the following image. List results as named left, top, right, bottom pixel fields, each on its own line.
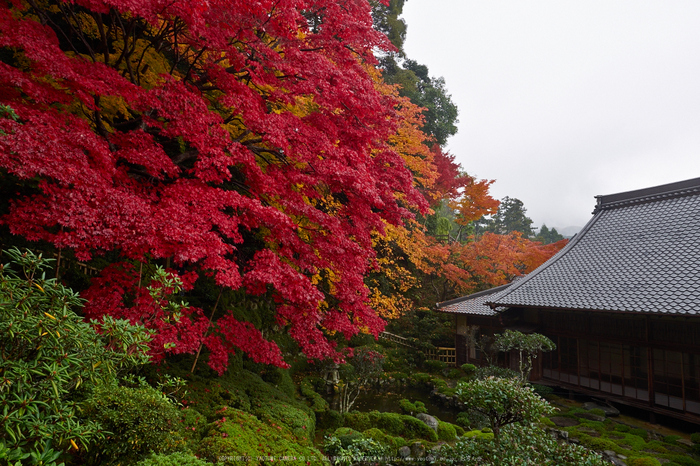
left=0, top=248, right=152, bottom=461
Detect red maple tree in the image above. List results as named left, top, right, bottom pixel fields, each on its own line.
left=0, top=0, right=427, bottom=373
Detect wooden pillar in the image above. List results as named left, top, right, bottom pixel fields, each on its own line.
left=455, top=315, right=468, bottom=366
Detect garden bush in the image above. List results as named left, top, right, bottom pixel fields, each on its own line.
left=362, top=428, right=407, bottom=452
left=330, top=428, right=364, bottom=448
left=318, top=410, right=344, bottom=431
left=0, top=248, right=153, bottom=461
left=398, top=399, right=427, bottom=415
left=343, top=411, right=438, bottom=442
left=446, top=368, right=463, bottom=379
left=424, top=359, right=447, bottom=373
left=438, top=424, right=606, bottom=465
left=83, top=381, right=185, bottom=465
left=474, top=366, right=519, bottom=380
left=691, top=433, right=700, bottom=444
left=532, top=383, right=554, bottom=397
left=300, top=377, right=330, bottom=412
left=461, top=363, right=477, bottom=376
left=664, top=435, right=682, bottom=445
left=437, top=421, right=457, bottom=441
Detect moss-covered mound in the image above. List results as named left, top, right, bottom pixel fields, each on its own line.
left=198, top=407, right=327, bottom=465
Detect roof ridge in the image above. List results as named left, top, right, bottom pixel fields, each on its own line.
left=594, top=177, right=700, bottom=213
left=436, top=282, right=511, bottom=309
left=486, top=209, right=604, bottom=307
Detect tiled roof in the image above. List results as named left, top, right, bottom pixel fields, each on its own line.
left=488, top=177, right=700, bottom=315
left=436, top=284, right=511, bottom=316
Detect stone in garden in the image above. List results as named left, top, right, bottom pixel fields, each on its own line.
left=410, top=442, right=426, bottom=458
left=398, top=446, right=411, bottom=458
left=678, top=438, right=694, bottom=447
left=416, top=413, right=439, bottom=432
left=550, top=416, right=580, bottom=427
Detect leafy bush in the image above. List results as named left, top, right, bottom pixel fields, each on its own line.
left=136, top=452, right=209, bottom=466
left=437, top=421, right=457, bottom=441
left=438, top=424, right=606, bottom=465
left=424, top=359, right=447, bottom=373
left=300, top=377, right=330, bottom=412
left=82, top=381, right=185, bottom=464
left=461, top=364, right=477, bottom=376
left=342, top=411, right=437, bottom=442
left=0, top=248, right=152, bottom=460
left=398, top=399, right=427, bottom=415
left=446, top=369, right=463, bottom=379
left=318, top=410, right=344, bottom=431
left=627, top=458, right=661, bottom=466
left=331, top=428, right=364, bottom=448
left=456, top=377, right=554, bottom=444
left=323, top=436, right=389, bottom=466
left=532, top=384, right=554, bottom=397
left=474, top=366, right=519, bottom=380
left=362, top=428, right=407, bottom=453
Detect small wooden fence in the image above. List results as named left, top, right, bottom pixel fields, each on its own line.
left=379, top=331, right=456, bottom=366
left=428, top=347, right=457, bottom=367
left=378, top=331, right=415, bottom=348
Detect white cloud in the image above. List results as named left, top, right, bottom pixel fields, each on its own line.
left=401, top=1, right=700, bottom=230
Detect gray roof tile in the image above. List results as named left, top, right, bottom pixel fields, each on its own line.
left=436, top=283, right=510, bottom=316
left=488, top=177, right=700, bottom=315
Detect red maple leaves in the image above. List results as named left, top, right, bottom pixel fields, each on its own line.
left=0, top=0, right=419, bottom=372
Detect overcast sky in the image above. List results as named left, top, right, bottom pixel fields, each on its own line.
left=401, top=1, right=700, bottom=233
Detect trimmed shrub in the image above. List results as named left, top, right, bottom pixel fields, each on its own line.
left=136, top=452, right=209, bottom=466
left=300, top=377, right=329, bottom=412
left=532, top=384, right=554, bottom=398
left=454, top=424, right=465, bottom=436
left=424, top=359, right=447, bottom=373
left=363, top=428, right=407, bottom=452
left=332, top=428, right=364, bottom=448
left=398, top=399, right=427, bottom=415
left=447, top=369, right=463, bottom=379
left=461, top=364, right=477, bottom=376
left=402, top=416, right=438, bottom=442
left=318, top=410, right=344, bottom=431
left=691, top=433, right=700, bottom=444
left=437, top=421, right=457, bottom=441
left=83, top=382, right=185, bottom=465
left=474, top=366, right=519, bottom=380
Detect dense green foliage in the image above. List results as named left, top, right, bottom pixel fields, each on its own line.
left=0, top=248, right=152, bottom=462
left=82, top=381, right=185, bottom=465
left=436, top=424, right=607, bottom=465
left=456, top=377, right=554, bottom=444
left=199, top=407, right=326, bottom=465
